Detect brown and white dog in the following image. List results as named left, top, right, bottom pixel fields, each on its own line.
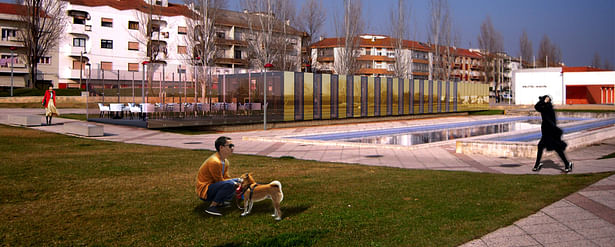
left=239, top=173, right=283, bottom=220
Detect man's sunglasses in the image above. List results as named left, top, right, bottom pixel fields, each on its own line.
left=224, top=144, right=235, bottom=149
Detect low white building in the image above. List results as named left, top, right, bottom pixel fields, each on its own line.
left=513, top=67, right=615, bottom=105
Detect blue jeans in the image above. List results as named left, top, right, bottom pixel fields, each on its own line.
left=204, top=179, right=240, bottom=204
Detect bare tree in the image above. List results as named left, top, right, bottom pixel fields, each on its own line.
left=16, top=0, right=66, bottom=88
left=183, top=0, right=226, bottom=104
left=298, top=0, right=326, bottom=44
left=477, top=15, right=503, bottom=92
left=591, top=52, right=601, bottom=68
left=389, top=0, right=411, bottom=79
left=427, top=0, right=454, bottom=81
left=604, top=60, right=612, bottom=70
left=333, top=0, right=363, bottom=75
left=131, top=2, right=168, bottom=98
left=241, top=0, right=299, bottom=71
left=537, top=34, right=561, bottom=67
left=519, top=29, right=532, bottom=67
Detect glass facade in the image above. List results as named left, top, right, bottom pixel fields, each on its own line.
left=103, top=71, right=488, bottom=128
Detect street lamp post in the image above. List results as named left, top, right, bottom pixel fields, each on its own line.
left=141, top=61, right=149, bottom=104
left=86, top=63, right=91, bottom=120
left=80, top=51, right=86, bottom=90
left=263, top=63, right=273, bottom=130
left=9, top=46, right=16, bottom=96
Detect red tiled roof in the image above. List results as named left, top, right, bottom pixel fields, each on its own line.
left=66, top=0, right=193, bottom=18
left=562, top=66, right=610, bottom=72
left=311, top=36, right=471, bottom=54
left=0, top=2, right=20, bottom=15
left=455, top=48, right=482, bottom=59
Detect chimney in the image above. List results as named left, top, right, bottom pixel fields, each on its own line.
left=319, top=36, right=324, bottom=41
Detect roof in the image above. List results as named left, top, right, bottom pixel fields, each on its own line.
left=562, top=66, right=610, bottom=72
left=64, top=0, right=305, bottom=36
left=66, top=0, right=193, bottom=18
left=311, top=36, right=431, bottom=51
left=311, top=35, right=481, bottom=58
left=0, top=2, right=20, bottom=15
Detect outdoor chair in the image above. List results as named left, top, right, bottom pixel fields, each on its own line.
left=97, top=103, right=110, bottom=118
left=128, top=103, right=142, bottom=119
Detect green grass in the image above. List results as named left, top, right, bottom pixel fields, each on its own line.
left=0, top=124, right=612, bottom=246
left=468, top=110, right=505, bottom=115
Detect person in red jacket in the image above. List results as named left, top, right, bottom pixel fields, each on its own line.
left=42, top=86, right=60, bottom=125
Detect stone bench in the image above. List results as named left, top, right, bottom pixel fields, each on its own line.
left=64, top=122, right=104, bottom=137
left=8, top=115, right=42, bottom=126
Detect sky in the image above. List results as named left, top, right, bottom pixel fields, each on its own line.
left=211, top=0, right=615, bottom=67
left=3, top=0, right=612, bottom=67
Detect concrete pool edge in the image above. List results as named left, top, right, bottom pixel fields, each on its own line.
left=456, top=125, right=615, bottom=158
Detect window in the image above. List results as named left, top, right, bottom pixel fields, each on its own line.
left=177, top=45, right=187, bottom=54
left=128, top=21, right=139, bottom=30
left=128, top=63, right=139, bottom=72
left=0, top=54, right=19, bottom=67
left=234, top=50, right=241, bottom=59
left=73, top=38, right=86, bottom=47
left=101, top=39, right=113, bottom=49
left=155, top=0, right=162, bottom=5
left=1, top=29, right=17, bottom=41
left=178, top=26, right=187, bottom=35
left=101, top=18, right=113, bottom=27
left=101, top=61, right=112, bottom=71
left=73, top=16, right=85, bottom=24
left=39, top=56, right=51, bottom=64
left=73, top=60, right=85, bottom=69
left=216, top=32, right=225, bottom=39
left=128, top=41, right=139, bottom=51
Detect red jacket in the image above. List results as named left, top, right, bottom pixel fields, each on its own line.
left=42, top=89, right=56, bottom=107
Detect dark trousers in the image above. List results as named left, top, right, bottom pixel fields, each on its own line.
left=204, top=179, right=239, bottom=204
left=535, top=142, right=569, bottom=166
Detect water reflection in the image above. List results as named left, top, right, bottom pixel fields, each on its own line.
left=344, top=121, right=546, bottom=146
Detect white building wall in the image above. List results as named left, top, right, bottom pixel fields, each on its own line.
left=563, top=71, right=615, bottom=85
left=513, top=67, right=564, bottom=105
left=59, top=2, right=191, bottom=85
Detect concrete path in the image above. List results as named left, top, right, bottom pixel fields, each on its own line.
left=2, top=108, right=614, bottom=246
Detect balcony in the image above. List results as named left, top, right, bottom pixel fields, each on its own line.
left=70, top=46, right=88, bottom=57
left=412, top=71, right=429, bottom=76
left=69, top=24, right=91, bottom=34
left=214, top=58, right=248, bottom=66
left=412, top=59, right=429, bottom=64
left=151, top=31, right=169, bottom=40
left=357, top=55, right=394, bottom=62
left=317, top=56, right=334, bottom=62
left=357, top=68, right=392, bottom=75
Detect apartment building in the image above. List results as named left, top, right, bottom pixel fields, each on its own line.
left=1, top=0, right=307, bottom=89
left=59, top=0, right=192, bottom=88
left=310, top=34, right=486, bottom=84
left=0, top=2, right=58, bottom=88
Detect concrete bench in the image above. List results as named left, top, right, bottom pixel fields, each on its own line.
left=64, top=122, right=104, bottom=137
left=8, top=115, right=42, bottom=126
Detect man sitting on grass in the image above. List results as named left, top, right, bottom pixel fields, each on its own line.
left=196, top=136, right=240, bottom=216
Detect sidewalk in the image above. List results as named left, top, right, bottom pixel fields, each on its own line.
left=1, top=108, right=614, bottom=246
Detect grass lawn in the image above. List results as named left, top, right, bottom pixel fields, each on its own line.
left=0, top=125, right=612, bottom=246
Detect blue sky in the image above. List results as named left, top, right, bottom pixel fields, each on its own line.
left=213, top=0, right=615, bottom=67
left=3, top=0, right=612, bottom=67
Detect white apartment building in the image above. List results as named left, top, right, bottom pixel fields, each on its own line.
left=59, top=0, right=191, bottom=88
left=0, top=2, right=58, bottom=88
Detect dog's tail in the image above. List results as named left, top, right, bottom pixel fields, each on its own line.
left=271, top=180, right=283, bottom=202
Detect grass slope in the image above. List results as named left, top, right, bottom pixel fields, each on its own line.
left=0, top=125, right=611, bottom=246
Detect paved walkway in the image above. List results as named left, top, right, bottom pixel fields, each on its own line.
left=2, top=108, right=614, bottom=246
